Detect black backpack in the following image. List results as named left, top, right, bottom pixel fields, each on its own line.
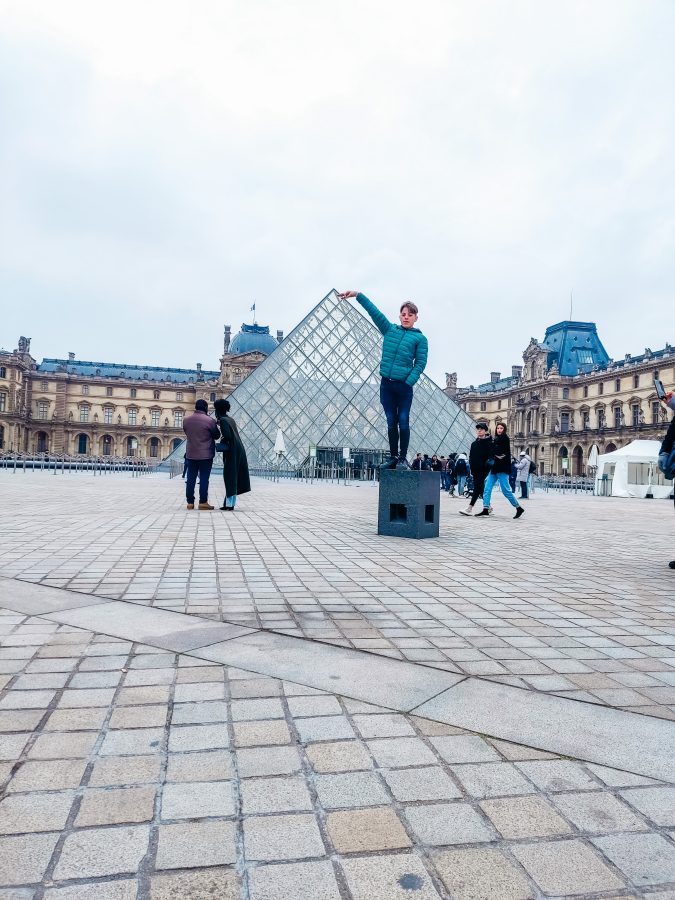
left=528, top=460, right=537, bottom=475
left=455, top=458, right=468, bottom=476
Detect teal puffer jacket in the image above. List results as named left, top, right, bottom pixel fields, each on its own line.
left=356, top=293, right=428, bottom=386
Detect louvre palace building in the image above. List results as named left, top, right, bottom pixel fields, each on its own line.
left=446, top=320, right=673, bottom=476
left=0, top=323, right=283, bottom=458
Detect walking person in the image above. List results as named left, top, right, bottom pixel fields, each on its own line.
left=183, top=399, right=220, bottom=510
left=516, top=451, right=531, bottom=499
left=439, top=456, right=449, bottom=491
left=459, top=423, right=493, bottom=516
left=338, top=291, right=428, bottom=468
left=659, top=389, right=675, bottom=569
left=509, top=456, right=518, bottom=493
left=476, top=423, right=524, bottom=519
left=213, top=399, right=251, bottom=511
left=454, top=452, right=469, bottom=498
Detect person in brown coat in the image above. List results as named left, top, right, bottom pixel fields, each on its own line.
left=182, top=399, right=219, bottom=510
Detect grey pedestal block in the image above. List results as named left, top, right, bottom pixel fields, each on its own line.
left=378, top=469, right=440, bottom=538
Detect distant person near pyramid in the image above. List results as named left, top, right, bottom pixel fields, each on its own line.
left=339, top=292, right=428, bottom=470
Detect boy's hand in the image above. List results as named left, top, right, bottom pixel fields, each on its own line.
left=338, top=291, right=358, bottom=300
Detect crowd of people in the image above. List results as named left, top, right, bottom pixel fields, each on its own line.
left=410, top=426, right=533, bottom=519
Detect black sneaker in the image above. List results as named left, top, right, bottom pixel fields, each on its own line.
left=379, top=457, right=398, bottom=470
left=396, top=457, right=411, bottom=469
left=514, top=507, right=525, bottom=519
left=669, top=560, right=675, bottom=569
left=475, top=509, right=490, bottom=517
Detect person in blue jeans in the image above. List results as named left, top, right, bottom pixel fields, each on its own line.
left=475, top=423, right=524, bottom=519
left=339, top=291, right=428, bottom=468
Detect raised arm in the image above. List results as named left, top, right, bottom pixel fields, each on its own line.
left=405, top=334, right=428, bottom=386
left=339, top=291, right=392, bottom=336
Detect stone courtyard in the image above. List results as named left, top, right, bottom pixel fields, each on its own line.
left=1, top=471, right=674, bottom=898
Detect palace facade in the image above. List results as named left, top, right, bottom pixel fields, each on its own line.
left=446, top=321, right=673, bottom=475
left=0, top=324, right=282, bottom=458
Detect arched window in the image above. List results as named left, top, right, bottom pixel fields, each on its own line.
left=149, top=437, right=160, bottom=458
left=36, top=432, right=48, bottom=453
left=562, top=387, right=570, bottom=400
left=102, top=435, right=113, bottom=456
left=210, top=392, right=216, bottom=402
left=77, top=434, right=88, bottom=455
left=153, top=390, right=160, bottom=400
left=172, top=437, right=183, bottom=450
left=126, top=436, right=138, bottom=456
left=0, top=366, right=6, bottom=379
left=0, top=424, right=4, bottom=448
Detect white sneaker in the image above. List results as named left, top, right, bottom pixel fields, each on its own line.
left=458, top=506, right=473, bottom=516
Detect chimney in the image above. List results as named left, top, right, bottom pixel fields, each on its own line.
left=490, top=371, right=500, bottom=384
left=68, top=352, right=75, bottom=361
left=512, top=365, right=523, bottom=379
left=276, top=330, right=284, bottom=344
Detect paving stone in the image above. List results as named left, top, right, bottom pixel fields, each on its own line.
left=451, top=762, right=535, bottom=798
left=314, top=772, right=390, bottom=808
left=101, top=727, right=164, bottom=756
left=0, top=711, right=44, bottom=733
left=173, top=681, right=226, bottom=702
left=553, top=790, right=649, bottom=832
left=229, top=677, right=282, bottom=698
left=89, top=754, right=162, bottom=786
left=241, top=775, right=313, bottom=813
left=167, top=724, right=228, bottom=752
left=161, top=780, right=234, bottom=819
left=44, top=708, right=108, bottom=731
left=294, top=716, right=356, bottom=742
left=340, top=853, right=442, bottom=899
left=404, top=802, right=493, bottom=845
left=57, top=687, right=116, bottom=708
left=432, top=847, right=533, bottom=900
left=236, top=745, right=301, bottom=777
left=54, top=825, right=150, bottom=879
left=286, top=696, right=343, bottom=717
left=68, top=671, right=122, bottom=688
left=429, top=735, right=500, bottom=764
left=172, top=701, right=229, bottom=724
left=620, top=786, right=675, bottom=826
left=148, top=868, right=239, bottom=900
left=166, top=749, right=235, bottom=782
left=367, top=737, right=436, bottom=767
left=480, top=795, right=574, bottom=839
left=248, top=860, right=341, bottom=900
left=7, top=758, right=87, bottom=792
left=0, top=791, right=75, bottom=833
left=155, top=821, right=236, bottom=869
left=327, top=807, right=412, bottom=853
left=0, top=689, right=56, bottom=709
left=76, top=786, right=156, bottom=826
left=305, top=741, right=373, bottom=773
left=116, top=685, right=171, bottom=705
left=511, top=839, right=625, bottom=894
left=232, top=718, right=291, bottom=746
left=593, top=832, right=675, bottom=885
left=515, top=759, right=597, bottom=791
left=352, top=713, right=416, bottom=738
left=44, top=881, right=137, bottom=899
left=244, top=813, right=325, bottom=861
left=383, top=766, right=462, bottom=801
left=586, top=763, right=657, bottom=787
left=13, top=672, right=70, bottom=690
left=0, top=734, right=32, bottom=761
left=108, top=705, right=167, bottom=729
left=0, top=833, right=60, bottom=885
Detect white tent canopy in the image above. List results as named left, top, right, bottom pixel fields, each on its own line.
left=595, top=440, right=672, bottom=499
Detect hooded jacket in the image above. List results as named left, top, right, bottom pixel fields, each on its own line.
left=356, top=293, right=428, bottom=386
left=469, top=436, right=494, bottom=480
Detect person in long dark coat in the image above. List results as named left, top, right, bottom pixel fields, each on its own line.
left=476, top=422, right=524, bottom=519
left=213, top=399, right=251, bottom=511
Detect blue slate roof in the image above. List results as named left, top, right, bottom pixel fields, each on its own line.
left=229, top=323, right=278, bottom=355
left=37, top=359, right=220, bottom=384
left=542, top=321, right=610, bottom=376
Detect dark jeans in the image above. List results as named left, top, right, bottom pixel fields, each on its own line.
left=469, top=476, right=485, bottom=507
left=185, top=458, right=213, bottom=504
left=380, top=377, right=413, bottom=459
left=519, top=479, right=528, bottom=499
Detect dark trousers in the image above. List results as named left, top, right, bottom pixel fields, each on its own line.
left=470, top=476, right=485, bottom=507
left=380, top=378, right=413, bottom=459
left=519, top=479, right=528, bottom=499
left=185, top=458, right=213, bottom=504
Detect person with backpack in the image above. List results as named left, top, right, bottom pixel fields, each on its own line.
left=516, top=451, right=532, bottom=499
left=659, top=389, right=675, bottom=570
left=475, top=422, right=525, bottom=519
left=454, top=452, right=469, bottom=498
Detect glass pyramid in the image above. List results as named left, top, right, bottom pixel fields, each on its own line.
left=167, top=289, right=476, bottom=468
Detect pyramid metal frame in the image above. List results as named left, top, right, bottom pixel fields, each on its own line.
left=167, top=289, right=476, bottom=468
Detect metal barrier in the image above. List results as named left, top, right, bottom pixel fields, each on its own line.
left=0, top=455, right=160, bottom=477
left=250, top=462, right=381, bottom=484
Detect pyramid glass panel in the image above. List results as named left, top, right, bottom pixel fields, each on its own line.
left=166, top=289, right=476, bottom=468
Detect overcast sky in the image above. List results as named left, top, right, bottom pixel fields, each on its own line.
left=1, top=1, right=673, bottom=388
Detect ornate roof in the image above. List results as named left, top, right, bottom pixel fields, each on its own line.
left=228, top=323, right=278, bottom=356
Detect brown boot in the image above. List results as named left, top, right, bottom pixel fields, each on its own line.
left=186, top=503, right=195, bottom=510
left=198, top=502, right=215, bottom=510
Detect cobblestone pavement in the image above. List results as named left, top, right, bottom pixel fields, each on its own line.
left=2, top=608, right=675, bottom=899
left=0, top=472, right=674, bottom=720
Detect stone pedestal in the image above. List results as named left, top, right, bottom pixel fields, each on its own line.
left=377, top=469, right=440, bottom=539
